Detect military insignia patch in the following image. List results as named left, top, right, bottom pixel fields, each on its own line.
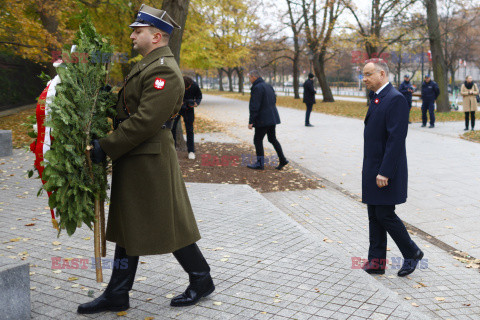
left=154, top=78, right=166, bottom=90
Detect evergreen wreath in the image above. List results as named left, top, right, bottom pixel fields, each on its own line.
left=39, top=20, right=116, bottom=236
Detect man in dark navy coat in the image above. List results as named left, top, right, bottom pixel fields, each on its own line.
left=398, top=75, right=414, bottom=123
left=421, top=75, right=440, bottom=128
left=303, top=73, right=316, bottom=127
left=362, top=60, right=424, bottom=277
left=247, top=70, right=289, bottom=170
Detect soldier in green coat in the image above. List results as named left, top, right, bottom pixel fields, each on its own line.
left=78, top=5, right=214, bottom=314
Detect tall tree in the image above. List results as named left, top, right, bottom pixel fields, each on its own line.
left=181, top=0, right=221, bottom=72
left=301, top=0, right=345, bottom=102
left=286, top=0, right=304, bottom=99
left=162, top=0, right=190, bottom=64
left=424, top=0, right=449, bottom=112
left=439, top=1, right=480, bottom=86
left=346, top=0, right=415, bottom=59
left=199, top=0, right=255, bottom=92
left=0, top=0, right=78, bottom=75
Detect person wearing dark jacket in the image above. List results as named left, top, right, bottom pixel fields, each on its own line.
left=247, top=70, right=288, bottom=170
left=398, top=75, right=414, bottom=124
left=421, top=75, right=440, bottom=128
left=303, top=73, right=316, bottom=127
left=361, top=60, right=423, bottom=277
left=172, top=76, right=202, bottom=159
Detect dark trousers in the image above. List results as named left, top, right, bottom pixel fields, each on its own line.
left=421, top=100, right=435, bottom=125
left=465, top=111, right=475, bottom=129
left=172, top=108, right=195, bottom=153
left=253, top=125, right=286, bottom=164
left=305, top=103, right=313, bottom=124
left=367, top=205, right=419, bottom=262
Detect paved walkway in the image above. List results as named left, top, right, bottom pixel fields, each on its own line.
left=264, top=188, right=480, bottom=319
left=1, top=150, right=430, bottom=319
left=198, top=94, right=480, bottom=259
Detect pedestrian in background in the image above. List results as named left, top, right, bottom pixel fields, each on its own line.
left=460, top=75, right=478, bottom=131
left=303, top=73, right=316, bottom=127
left=420, top=75, right=440, bottom=128
left=361, top=59, right=423, bottom=277
left=247, top=70, right=289, bottom=170
left=399, top=75, right=414, bottom=124
left=172, top=76, right=202, bottom=159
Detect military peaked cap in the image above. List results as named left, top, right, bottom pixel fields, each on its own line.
left=129, top=4, right=180, bottom=34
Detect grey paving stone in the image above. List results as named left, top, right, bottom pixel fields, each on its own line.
left=2, top=152, right=430, bottom=319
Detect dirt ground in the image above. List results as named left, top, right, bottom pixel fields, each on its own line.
left=177, top=142, right=323, bottom=193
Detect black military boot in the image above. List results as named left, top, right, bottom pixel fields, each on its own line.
left=77, top=245, right=139, bottom=314
left=171, top=243, right=215, bottom=307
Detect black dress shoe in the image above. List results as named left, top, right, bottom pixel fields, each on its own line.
left=398, top=249, right=424, bottom=277
left=247, top=162, right=264, bottom=170
left=275, top=160, right=289, bottom=170
left=428, top=124, right=434, bottom=128
left=305, top=124, right=314, bottom=127
left=362, top=261, right=386, bottom=275
left=464, top=127, right=469, bottom=131
left=421, top=124, right=426, bottom=127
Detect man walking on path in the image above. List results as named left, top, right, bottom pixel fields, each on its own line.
left=172, top=76, right=202, bottom=159
left=399, top=75, right=414, bottom=124
left=421, top=75, right=440, bottom=128
left=303, top=73, right=316, bottom=127
left=82, top=4, right=214, bottom=314
left=361, top=59, right=424, bottom=277
left=247, top=70, right=289, bottom=170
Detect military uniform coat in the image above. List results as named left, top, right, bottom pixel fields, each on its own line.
left=99, top=46, right=200, bottom=256
left=460, top=83, right=479, bottom=112
left=362, top=83, right=409, bottom=205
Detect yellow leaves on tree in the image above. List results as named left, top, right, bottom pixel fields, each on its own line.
left=181, top=0, right=257, bottom=72
left=0, top=0, right=78, bottom=62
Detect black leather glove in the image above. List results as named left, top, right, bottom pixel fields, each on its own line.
left=91, top=139, right=106, bottom=164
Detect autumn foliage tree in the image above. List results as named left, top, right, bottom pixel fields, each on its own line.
left=0, top=0, right=78, bottom=74
left=301, top=0, right=345, bottom=102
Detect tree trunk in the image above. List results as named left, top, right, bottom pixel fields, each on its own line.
left=38, top=8, right=61, bottom=77
left=292, top=52, right=300, bottom=99
left=313, top=54, right=334, bottom=102
left=226, top=68, right=234, bottom=92
left=449, top=66, right=455, bottom=87
left=425, top=0, right=450, bottom=112
left=218, top=68, right=224, bottom=91
left=162, top=0, right=190, bottom=151
left=235, top=67, right=244, bottom=93
left=162, top=0, right=190, bottom=65
left=273, top=63, right=277, bottom=86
